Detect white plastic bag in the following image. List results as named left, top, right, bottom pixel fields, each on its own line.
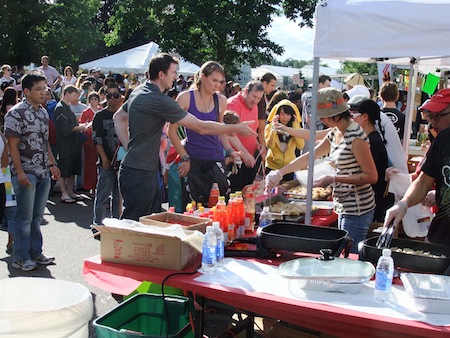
left=401, top=204, right=433, bottom=238
left=388, top=172, right=433, bottom=238
left=295, top=160, right=336, bottom=186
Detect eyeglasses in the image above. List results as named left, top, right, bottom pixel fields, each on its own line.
left=426, top=111, right=450, bottom=121
left=106, top=92, right=121, bottom=99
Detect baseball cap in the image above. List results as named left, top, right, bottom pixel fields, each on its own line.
left=316, top=87, right=349, bottom=118
left=345, top=85, right=370, bottom=100
left=419, top=89, right=450, bottom=113
left=358, top=99, right=381, bottom=121
left=90, top=66, right=101, bottom=73
left=347, top=94, right=368, bottom=109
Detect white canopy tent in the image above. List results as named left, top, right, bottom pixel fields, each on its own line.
left=79, top=41, right=200, bottom=76
left=302, top=0, right=450, bottom=221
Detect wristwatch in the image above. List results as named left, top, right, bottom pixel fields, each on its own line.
left=180, top=155, right=191, bottom=163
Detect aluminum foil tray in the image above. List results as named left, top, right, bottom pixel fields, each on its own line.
left=400, top=273, right=450, bottom=314
left=279, top=256, right=375, bottom=294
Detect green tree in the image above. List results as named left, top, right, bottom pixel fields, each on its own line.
left=341, top=61, right=377, bottom=77
left=105, top=0, right=317, bottom=76
left=0, top=0, right=103, bottom=70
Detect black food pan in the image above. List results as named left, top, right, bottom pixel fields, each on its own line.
left=360, top=237, right=450, bottom=274
left=259, top=221, right=351, bottom=257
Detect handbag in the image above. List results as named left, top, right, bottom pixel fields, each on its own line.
left=186, top=161, right=229, bottom=205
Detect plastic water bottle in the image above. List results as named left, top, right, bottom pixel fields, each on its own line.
left=374, top=248, right=394, bottom=303
left=201, top=226, right=217, bottom=273
left=212, top=221, right=225, bottom=268
left=259, top=206, right=272, bottom=228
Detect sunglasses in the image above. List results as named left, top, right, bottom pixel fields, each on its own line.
left=349, top=109, right=361, bottom=118
left=106, top=92, right=121, bottom=99
left=426, top=111, right=450, bottom=121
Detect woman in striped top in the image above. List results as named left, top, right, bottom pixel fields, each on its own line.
left=266, top=87, right=378, bottom=253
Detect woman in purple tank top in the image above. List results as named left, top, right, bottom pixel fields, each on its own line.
left=168, top=61, right=236, bottom=209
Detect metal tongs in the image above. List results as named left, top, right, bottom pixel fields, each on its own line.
left=375, top=222, right=395, bottom=249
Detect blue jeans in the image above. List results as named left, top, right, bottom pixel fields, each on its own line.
left=93, top=166, right=120, bottom=225
left=119, top=166, right=161, bottom=221
left=12, top=174, right=50, bottom=262
left=1, top=206, right=16, bottom=235
left=338, top=209, right=375, bottom=254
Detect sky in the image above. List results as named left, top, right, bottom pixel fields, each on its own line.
left=266, top=16, right=341, bottom=70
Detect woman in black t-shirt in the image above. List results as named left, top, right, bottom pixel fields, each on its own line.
left=351, top=98, right=395, bottom=222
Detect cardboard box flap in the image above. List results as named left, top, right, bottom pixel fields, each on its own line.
left=98, top=219, right=203, bottom=251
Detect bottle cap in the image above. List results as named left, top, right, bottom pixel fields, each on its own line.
left=263, top=206, right=270, bottom=212
left=236, top=191, right=242, bottom=197
left=230, top=193, right=236, bottom=199
left=206, top=226, right=213, bottom=232
left=212, top=221, right=220, bottom=228
left=382, top=248, right=391, bottom=256
left=218, top=196, right=225, bottom=202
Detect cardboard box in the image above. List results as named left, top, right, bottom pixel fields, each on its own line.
left=139, top=212, right=211, bottom=233
left=98, top=223, right=203, bottom=270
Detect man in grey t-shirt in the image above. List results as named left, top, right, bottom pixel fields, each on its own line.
left=114, top=53, right=256, bottom=220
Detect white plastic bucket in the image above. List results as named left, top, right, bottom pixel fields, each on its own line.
left=0, top=277, right=93, bottom=338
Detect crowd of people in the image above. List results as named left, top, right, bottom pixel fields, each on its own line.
left=0, top=52, right=448, bottom=269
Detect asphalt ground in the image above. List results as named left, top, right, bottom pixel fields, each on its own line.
left=0, top=191, right=267, bottom=337
left=0, top=191, right=120, bottom=337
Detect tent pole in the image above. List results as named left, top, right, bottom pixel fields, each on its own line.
left=402, top=60, right=418, bottom=158
left=305, top=58, right=320, bottom=223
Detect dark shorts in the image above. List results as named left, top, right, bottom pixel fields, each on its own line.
left=58, top=156, right=82, bottom=177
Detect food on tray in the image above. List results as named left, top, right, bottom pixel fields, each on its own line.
left=286, top=186, right=332, bottom=200
left=390, top=247, right=446, bottom=259
left=269, top=202, right=317, bottom=216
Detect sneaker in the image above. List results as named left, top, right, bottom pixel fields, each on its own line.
left=33, top=254, right=55, bottom=265
left=12, top=260, right=37, bottom=271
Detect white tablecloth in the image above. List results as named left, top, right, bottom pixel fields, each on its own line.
left=195, top=258, right=450, bottom=327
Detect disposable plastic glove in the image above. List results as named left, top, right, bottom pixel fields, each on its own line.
left=265, top=170, right=283, bottom=193
left=313, top=175, right=335, bottom=188
left=384, top=200, right=408, bottom=228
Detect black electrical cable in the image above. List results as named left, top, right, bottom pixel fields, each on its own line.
left=161, top=264, right=201, bottom=338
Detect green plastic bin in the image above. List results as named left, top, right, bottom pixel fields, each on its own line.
left=124, top=281, right=184, bottom=301
left=94, top=293, right=194, bottom=338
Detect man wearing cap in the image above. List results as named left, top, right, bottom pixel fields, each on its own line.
left=385, top=88, right=450, bottom=246
left=266, top=87, right=377, bottom=253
